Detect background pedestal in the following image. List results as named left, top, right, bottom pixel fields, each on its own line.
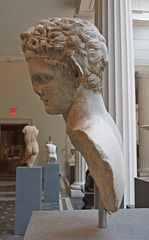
left=44, top=163, right=59, bottom=210
left=14, top=167, right=42, bottom=235
left=135, top=177, right=149, bottom=208
left=24, top=209, right=149, bottom=240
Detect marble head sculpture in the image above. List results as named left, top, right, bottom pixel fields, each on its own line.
left=22, top=126, right=39, bottom=167
left=20, top=17, right=125, bottom=213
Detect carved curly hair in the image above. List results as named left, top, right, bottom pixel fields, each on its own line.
left=20, top=17, right=108, bottom=93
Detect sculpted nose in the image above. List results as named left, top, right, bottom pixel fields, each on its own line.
left=33, top=85, right=43, bottom=97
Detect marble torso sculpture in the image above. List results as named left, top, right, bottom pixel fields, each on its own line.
left=21, top=17, right=125, bottom=213
left=22, top=126, right=39, bottom=167
left=46, top=143, right=57, bottom=163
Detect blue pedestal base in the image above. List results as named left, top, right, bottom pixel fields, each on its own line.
left=44, top=164, right=59, bottom=210
left=14, top=167, right=42, bottom=235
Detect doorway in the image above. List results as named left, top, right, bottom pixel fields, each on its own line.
left=0, top=123, right=28, bottom=176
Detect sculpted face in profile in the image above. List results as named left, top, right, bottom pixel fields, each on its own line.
left=21, top=17, right=125, bottom=213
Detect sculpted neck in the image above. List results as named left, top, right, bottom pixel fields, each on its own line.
left=63, top=87, right=123, bottom=148
left=63, top=88, right=106, bottom=130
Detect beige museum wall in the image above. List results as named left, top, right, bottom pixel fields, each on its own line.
left=0, top=62, right=71, bottom=177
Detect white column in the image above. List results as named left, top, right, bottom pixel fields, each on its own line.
left=95, top=0, right=137, bottom=207
left=138, top=71, right=149, bottom=176
left=70, top=150, right=86, bottom=198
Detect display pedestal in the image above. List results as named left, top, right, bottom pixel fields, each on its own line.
left=24, top=209, right=149, bottom=240
left=14, top=167, right=42, bottom=236
left=44, top=163, right=59, bottom=210
left=135, top=177, right=149, bottom=208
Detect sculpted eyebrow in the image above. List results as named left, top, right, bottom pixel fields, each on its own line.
left=32, top=73, right=54, bottom=83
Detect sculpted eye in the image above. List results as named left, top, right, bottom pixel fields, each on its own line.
left=32, top=73, right=54, bottom=84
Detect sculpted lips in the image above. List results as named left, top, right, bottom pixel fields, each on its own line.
left=40, top=96, right=48, bottom=102
left=40, top=97, right=49, bottom=105
left=43, top=100, right=49, bottom=105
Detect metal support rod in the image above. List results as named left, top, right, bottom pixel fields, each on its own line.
left=94, top=183, right=107, bottom=228
left=98, top=191, right=107, bottom=228
left=94, top=183, right=99, bottom=209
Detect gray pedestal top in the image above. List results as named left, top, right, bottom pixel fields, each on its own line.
left=24, top=209, right=149, bottom=240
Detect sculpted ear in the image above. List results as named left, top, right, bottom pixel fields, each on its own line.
left=71, top=55, right=84, bottom=88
